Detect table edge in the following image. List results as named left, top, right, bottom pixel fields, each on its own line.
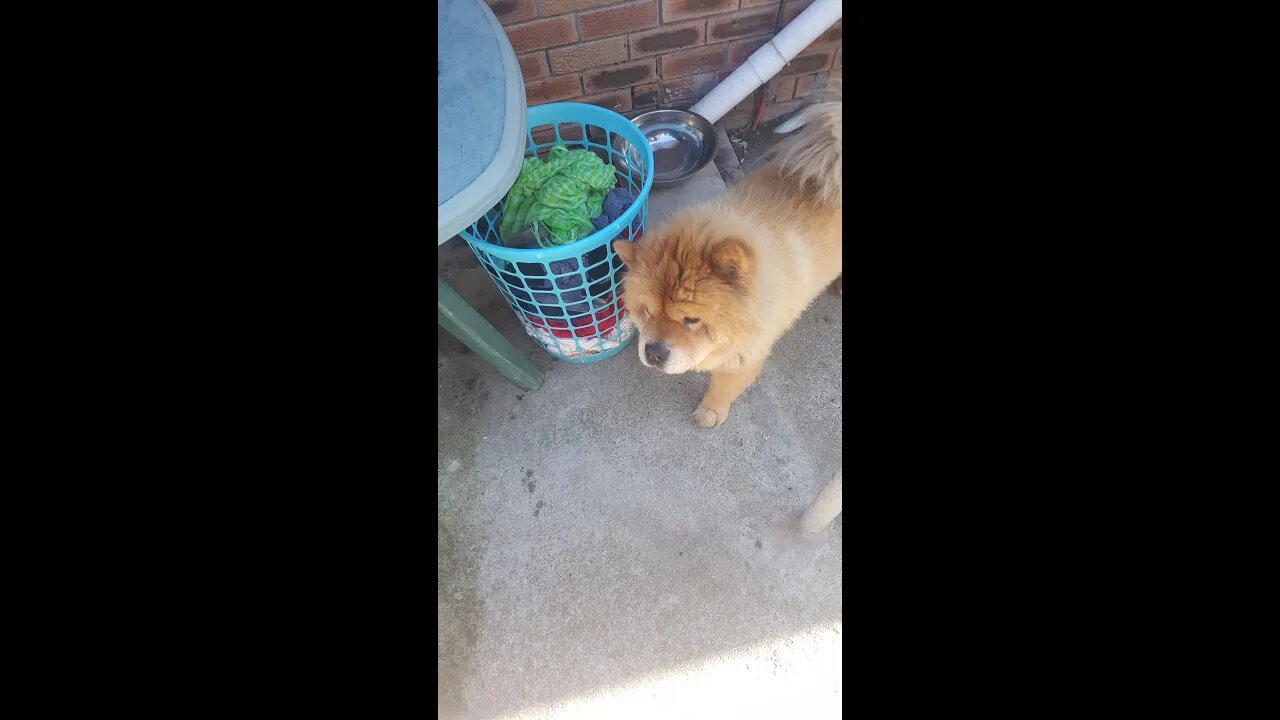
left=437, top=0, right=527, bottom=245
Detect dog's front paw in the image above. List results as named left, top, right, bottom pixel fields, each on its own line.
left=693, top=405, right=727, bottom=428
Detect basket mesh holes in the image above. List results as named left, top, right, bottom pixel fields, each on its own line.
left=517, top=261, right=547, bottom=277
left=556, top=274, right=583, bottom=290
left=581, top=245, right=608, bottom=268
left=476, top=216, right=499, bottom=244
left=558, top=123, right=584, bottom=142
left=586, top=262, right=610, bottom=283
left=611, top=134, right=640, bottom=170
left=547, top=258, right=584, bottom=294
left=530, top=124, right=555, bottom=147
left=596, top=272, right=622, bottom=298
left=586, top=124, right=608, bottom=147
left=499, top=271, right=524, bottom=287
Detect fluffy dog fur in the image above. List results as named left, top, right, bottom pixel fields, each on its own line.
left=613, top=100, right=842, bottom=428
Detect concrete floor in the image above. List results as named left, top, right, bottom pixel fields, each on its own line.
left=728, top=113, right=798, bottom=177
left=439, top=160, right=843, bottom=720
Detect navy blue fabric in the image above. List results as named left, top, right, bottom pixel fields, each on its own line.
left=590, top=188, right=637, bottom=230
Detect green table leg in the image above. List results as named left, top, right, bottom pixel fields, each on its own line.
left=438, top=278, right=543, bottom=391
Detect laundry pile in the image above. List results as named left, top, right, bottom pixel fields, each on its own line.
left=497, top=145, right=636, bottom=247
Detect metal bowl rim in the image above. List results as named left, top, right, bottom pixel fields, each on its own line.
left=631, top=109, right=717, bottom=184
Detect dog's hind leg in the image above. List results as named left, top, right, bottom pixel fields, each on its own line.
left=694, top=361, right=764, bottom=428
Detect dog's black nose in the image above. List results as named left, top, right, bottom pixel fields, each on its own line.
left=645, top=342, right=669, bottom=366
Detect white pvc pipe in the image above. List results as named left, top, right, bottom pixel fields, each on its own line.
left=799, top=470, right=842, bottom=534
left=689, top=0, right=842, bottom=125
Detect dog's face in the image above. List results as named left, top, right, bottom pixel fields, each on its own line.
left=613, top=222, right=755, bottom=374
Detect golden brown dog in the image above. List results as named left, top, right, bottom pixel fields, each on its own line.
left=613, top=101, right=842, bottom=428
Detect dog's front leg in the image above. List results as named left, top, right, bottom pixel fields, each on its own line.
left=694, top=362, right=763, bottom=428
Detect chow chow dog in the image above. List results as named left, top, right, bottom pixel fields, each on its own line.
left=613, top=101, right=842, bottom=428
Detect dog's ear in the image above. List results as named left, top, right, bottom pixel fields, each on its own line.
left=710, top=237, right=753, bottom=286
left=613, top=239, right=635, bottom=266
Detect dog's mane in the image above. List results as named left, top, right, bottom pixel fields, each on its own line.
left=624, top=215, right=758, bottom=341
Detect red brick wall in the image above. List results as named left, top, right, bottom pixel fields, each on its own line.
left=487, top=0, right=842, bottom=128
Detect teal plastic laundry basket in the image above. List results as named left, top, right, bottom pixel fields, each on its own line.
left=459, top=102, right=655, bottom=363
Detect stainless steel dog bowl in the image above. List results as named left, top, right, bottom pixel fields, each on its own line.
left=630, top=110, right=717, bottom=186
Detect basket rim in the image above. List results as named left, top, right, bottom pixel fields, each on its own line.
left=462, top=102, right=655, bottom=261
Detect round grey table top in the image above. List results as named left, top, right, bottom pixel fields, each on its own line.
left=437, top=0, right=526, bottom=244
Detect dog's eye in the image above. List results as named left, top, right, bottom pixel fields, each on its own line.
left=683, top=317, right=699, bottom=325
